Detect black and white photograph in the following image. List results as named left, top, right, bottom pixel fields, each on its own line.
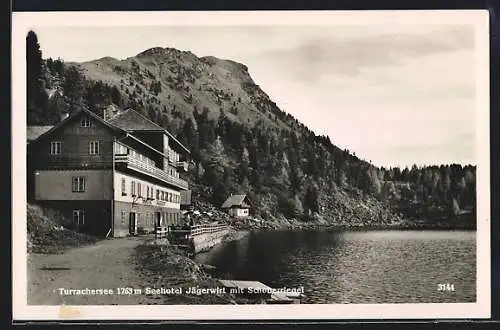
left=12, top=10, right=490, bottom=320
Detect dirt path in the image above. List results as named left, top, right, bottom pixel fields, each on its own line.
left=27, top=237, right=159, bottom=305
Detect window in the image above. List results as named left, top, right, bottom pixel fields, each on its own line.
left=73, top=210, right=85, bottom=225
left=151, top=186, right=154, bottom=199
left=121, top=178, right=126, bottom=196
left=121, top=211, right=126, bottom=225
left=131, top=181, right=136, bottom=196
left=146, top=186, right=150, bottom=199
left=50, top=141, right=61, bottom=155
left=137, top=182, right=142, bottom=197
left=81, top=116, right=91, bottom=127
left=89, top=141, right=100, bottom=155
left=156, top=189, right=160, bottom=200
left=72, top=176, right=86, bottom=192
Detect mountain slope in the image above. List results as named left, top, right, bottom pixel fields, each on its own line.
left=70, top=47, right=294, bottom=134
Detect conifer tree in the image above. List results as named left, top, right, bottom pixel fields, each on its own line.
left=63, top=66, right=87, bottom=114
left=26, top=30, right=48, bottom=124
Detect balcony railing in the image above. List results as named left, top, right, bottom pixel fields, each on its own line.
left=168, top=224, right=230, bottom=237
left=115, top=154, right=188, bottom=190
left=190, top=224, right=229, bottom=236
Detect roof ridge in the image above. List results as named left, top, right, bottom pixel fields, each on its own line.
left=221, top=194, right=248, bottom=208
left=107, top=107, right=190, bottom=154
left=129, top=108, right=191, bottom=154
left=124, top=107, right=165, bottom=130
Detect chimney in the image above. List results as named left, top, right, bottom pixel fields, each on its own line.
left=103, top=104, right=119, bottom=121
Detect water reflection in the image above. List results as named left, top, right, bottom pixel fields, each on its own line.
left=195, top=230, right=476, bottom=303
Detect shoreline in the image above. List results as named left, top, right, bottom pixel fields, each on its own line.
left=133, top=222, right=475, bottom=305
left=233, top=219, right=476, bottom=232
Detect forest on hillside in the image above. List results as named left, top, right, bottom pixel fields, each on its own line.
left=26, top=30, right=477, bottom=227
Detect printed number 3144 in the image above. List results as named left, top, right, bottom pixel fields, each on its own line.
left=437, top=283, right=455, bottom=292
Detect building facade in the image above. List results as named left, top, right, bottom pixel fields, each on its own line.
left=27, top=108, right=191, bottom=237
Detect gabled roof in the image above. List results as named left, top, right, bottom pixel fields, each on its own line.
left=107, top=108, right=190, bottom=154
left=30, top=108, right=124, bottom=143
left=27, top=126, right=54, bottom=142
left=27, top=108, right=170, bottom=159
left=221, top=194, right=250, bottom=208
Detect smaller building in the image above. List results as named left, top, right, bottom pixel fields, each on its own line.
left=221, top=194, right=251, bottom=217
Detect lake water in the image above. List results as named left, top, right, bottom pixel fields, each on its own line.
left=195, top=230, right=476, bottom=303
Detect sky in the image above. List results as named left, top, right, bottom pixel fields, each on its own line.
left=32, top=20, right=479, bottom=168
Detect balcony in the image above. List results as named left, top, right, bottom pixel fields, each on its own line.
left=115, top=154, right=188, bottom=190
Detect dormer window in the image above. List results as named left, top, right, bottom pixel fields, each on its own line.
left=81, top=116, right=92, bottom=127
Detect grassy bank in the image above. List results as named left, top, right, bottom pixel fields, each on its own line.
left=134, top=239, right=235, bottom=304
left=27, top=204, right=99, bottom=254
left=134, top=228, right=269, bottom=305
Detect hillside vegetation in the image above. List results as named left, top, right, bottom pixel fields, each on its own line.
left=26, top=31, right=476, bottom=228
left=27, top=204, right=98, bottom=254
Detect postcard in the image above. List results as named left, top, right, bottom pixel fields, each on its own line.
left=12, top=9, right=491, bottom=321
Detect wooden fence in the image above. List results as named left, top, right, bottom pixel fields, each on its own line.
left=156, top=223, right=229, bottom=239
left=190, top=224, right=229, bottom=236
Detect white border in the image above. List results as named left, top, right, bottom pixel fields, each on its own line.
left=12, top=10, right=491, bottom=321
